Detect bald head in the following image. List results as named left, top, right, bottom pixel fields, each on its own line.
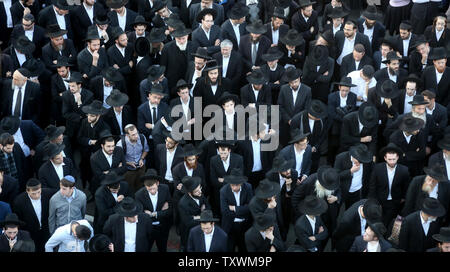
left=13, top=70, right=28, bottom=87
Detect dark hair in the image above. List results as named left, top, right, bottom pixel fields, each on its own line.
left=60, top=178, right=75, bottom=188
left=354, top=43, right=365, bottom=53
left=421, top=90, right=436, bottom=99
left=26, top=178, right=41, bottom=191
left=143, top=178, right=159, bottom=187
left=75, top=225, right=92, bottom=240
left=362, top=65, right=375, bottom=78
left=101, top=136, right=115, bottom=145
left=4, top=224, right=19, bottom=230
left=23, top=13, right=35, bottom=23
left=107, top=182, right=120, bottom=189
left=0, top=133, right=14, bottom=146
left=432, top=15, right=447, bottom=39
left=124, top=124, right=137, bottom=134
left=344, top=20, right=357, bottom=29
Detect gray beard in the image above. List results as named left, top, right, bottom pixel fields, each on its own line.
left=314, top=180, right=333, bottom=199
left=412, top=111, right=427, bottom=125
left=176, top=41, right=187, bottom=51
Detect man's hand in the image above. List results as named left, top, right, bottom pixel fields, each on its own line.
left=215, top=39, right=221, bottom=46
left=270, top=245, right=276, bottom=252
left=126, top=161, right=137, bottom=168
left=350, top=163, right=361, bottom=173
left=103, top=170, right=109, bottom=174
left=118, top=162, right=122, bottom=167
left=92, top=51, right=99, bottom=66
left=311, top=146, right=317, bottom=153
left=5, top=71, right=11, bottom=77
left=265, top=228, right=274, bottom=242
left=90, top=139, right=97, bottom=145
left=193, top=215, right=200, bottom=220
left=113, top=64, right=120, bottom=69
left=248, top=103, right=256, bottom=108
left=271, top=43, right=277, bottom=47
left=30, top=150, right=35, bottom=156
left=426, top=147, right=431, bottom=155
left=165, top=29, right=170, bottom=36
left=327, top=195, right=337, bottom=204
left=177, top=183, right=183, bottom=190
left=0, top=186, right=2, bottom=194
left=24, top=7, right=31, bottom=15
left=53, top=60, right=58, bottom=64
left=308, top=236, right=316, bottom=241
left=201, top=204, right=206, bottom=211
left=145, top=123, right=153, bottom=129
left=318, top=226, right=324, bottom=233
left=138, top=159, right=144, bottom=168
left=268, top=197, right=277, bottom=209
left=229, top=205, right=236, bottom=212
left=117, top=195, right=124, bottom=202
left=274, top=80, right=280, bottom=84
left=360, top=136, right=372, bottom=143
left=323, top=71, right=329, bottom=76
left=109, top=243, right=114, bottom=252
left=218, top=177, right=224, bottom=183
left=310, top=26, right=314, bottom=33
left=187, top=118, right=195, bottom=125
left=288, top=119, right=291, bottom=125
left=357, top=95, right=363, bottom=101
left=162, top=202, right=169, bottom=210
left=129, top=60, right=134, bottom=68
left=83, top=74, right=88, bottom=79
left=384, top=98, right=392, bottom=108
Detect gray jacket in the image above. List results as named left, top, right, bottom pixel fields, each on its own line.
left=48, top=188, right=87, bottom=234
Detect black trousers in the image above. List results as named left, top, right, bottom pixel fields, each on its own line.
left=345, top=189, right=361, bottom=210
left=247, top=170, right=266, bottom=190
left=227, top=221, right=250, bottom=252
left=381, top=199, right=403, bottom=228
left=149, top=224, right=170, bottom=252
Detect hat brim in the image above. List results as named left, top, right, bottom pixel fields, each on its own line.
left=358, top=104, right=378, bottom=128
left=245, top=25, right=267, bottom=35
left=349, top=146, right=373, bottom=164
left=299, top=198, right=328, bottom=215
left=282, top=70, right=303, bottom=82
left=334, top=81, right=356, bottom=88
left=102, top=177, right=123, bottom=185
left=289, top=133, right=310, bottom=145
left=432, top=233, right=450, bottom=243
left=89, top=234, right=112, bottom=252
left=172, top=29, right=192, bottom=38
left=224, top=175, right=248, bottom=184
left=1, top=119, right=20, bottom=135
left=438, top=139, right=450, bottom=151
left=13, top=41, right=35, bottom=54
left=255, top=182, right=280, bottom=199
left=106, top=93, right=129, bottom=107
left=423, top=204, right=446, bottom=217
left=102, top=69, right=124, bottom=83
left=424, top=167, right=449, bottom=182
left=81, top=105, right=109, bottom=115
left=147, top=66, right=166, bottom=81
left=46, top=30, right=68, bottom=38
left=43, top=144, right=65, bottom=161
left=115, top=201, right=143, bottom=217
left=272, top=159, right=294, bottom=172
left=379, top=145, right=403, bottom=157
left=106, top=0, right=128, bottom=9
left=298, top=1, right=316, bottom=8
left=217, top=93, right=239, bottom=106
left=398, top=118, right=424, bottom=133
left=139, top=174, right=163, bottom=183
left=261, top=51, right=284, bottom=62
left=280, top=36, right=305, bottom=47
left=47, top=126, right=66, bottom=140
left=317, top=167, right=340, bottom=190
left=375, top=85, right=400, bottom=99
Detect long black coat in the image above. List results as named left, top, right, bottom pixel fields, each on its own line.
left=367, top=86, right=401, bottom=125
left=238, top=34, right=271, bottom=72
left=10, top=24, right=48, bottom=59
left=213, top=51, right=243, bottom=92
left=1, top=79, right=42, bottom=124
left=154, top=144, right=184, bottom=181
left=327, top=91, right=357, bottom=136
left=244, top=223, right=285, bottom=252
left=77, top=47, right=110, bottom=80
left=107, top=9, right=138, bottom=32
left=340, top=111, right=378, bottom=154
left=339, top=53, right=374, bottom=79
left=290, top=10, right=319, bottom=44
left=61, top=89, right=94, bottom=137
left=263, top=23, right=289, bottom=45
left=239, top=83, right=272, bottom=108
left=38, top=157, right=76, bottom=190
left=191, top=24, right=222, bottom=55
left=335, top=31, right=372, bottom=61
left=421, top=66, right=450, bottom=106
left=103, top=106, right=135, bottom=137
left=0, top=230, right=34, bottom=252
left=332, top=199, right=367, bottom=252
left=349, top=235, right=392, bottom=252
left=388, top=129, right=427, bottom=165
left=399, top=210, right=441, bottom=252
left=178, top=193, right=210, bottom=249
left=37, top=5, right=74, bottom=40
left=41, top=39, right=78, bottom=72
left=374, top=67, right=408, bottom=86
left=135, top=183, right=173, bottom=227
left=90, top=147, right=127, bottom=192
left=219, top=182, right=253, bottom=234
left=103, top=213, right=153, bottom=252
left=240, top=139, right=275, bottom=178
left=70, top=3, right=106, bottom=45
left=106, top=44, right=134, bottom=77
left=429, top=151, right=449, bottom=178
left=187, top=224, right=228, bottom=252
left=368, top=162, right=410, bottom=205
left=193, top=77, right=232, bottom=108
left=89, top=75, right=128, bottom=102
left=424, top=26, right=450, bottom=49
left=294, top=214, right=328, bottom=251
left=356, top=18, right=386, bottom=54
left=220, top=19, right=247, bottom=51
left=172, top=161, right=207, bottom=197
left=277, top=83, right=312, bottom=124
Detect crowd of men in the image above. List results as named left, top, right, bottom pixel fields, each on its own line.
left=0, top=0, right=449, bottom=253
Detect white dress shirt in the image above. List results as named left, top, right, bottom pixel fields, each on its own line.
left=53, top=7, right=68, bottom=39
left=358, top=119, right=364, bottom=133
left=83, top=2, right=94, bottom=24
left=308, top=118, right=315, bottom=132
left=362, top=22, right=374, bottom=43
left=190, top=194, right=200, bottom=205
left=12, top=82, right=27, bottom=117
left=181, top=98, right=190, bottom=121
left=350, top=156, right=363, bottom=193
left=28, top=195, right=42, bottom=227
left=420, top=212, right=430, bottom=235
left=426, top=103, right=435, bottom=115
left=185, top=162, right=194, bottom=176
left=222, top=155, right=230, bottom=172
left=13, top=128, right=31, bottom=157
left=149, top=191, right=160, bottom=225
left=436, top=29, right=444, bottom=42
left=251, top=138, right=263, bottom=172
left=15, top=48, right=27, bottom=67
left=233, top=188, right=245, bottom=222
left=3, top=0, right=13, bottom=28
left=294, top=146, right=305, bottom=175
left=111, top=192, right=118, bottom=201
left=404, top=93, right=415, bottom=113
left=51, top=161, right=66, bottom=181
left=358, top=206, right=366, bottom=235
left=117, top=9, right=127, bottom=31
left=387, top=69, right=398, bottom=83
left=225, top=111, right=234, bottom=130
left=204, top=227, right=214, bottom=252
left=222, top=56, right=230, bottom=77
left=306, top=215, right=316, bottom=235
left=103, top=80, right=113, bottom=108
left=271, top=25, right=279, bottom=45
left=402, top=36, right=411, bottom=57
left=403, top=131, right=412, bottom=144
left=333, top=24, right=341, bottom=36
left=444, top=153, right=450, bottom=181
left=165, top=147, right=176, bottom=181
left=231, top=21, right=241, bottom=46
left=116, top=44, right=126, bottom=57
left=436, top=69, right=443, bottom=84
left=202, top=27, right=210, bottom=40
left=337, top=36, right=356, bottom=65
left=211, top=84, right=218, bottom=95
left=348, top=70, right=377, bottom=106
left=429, top=183, right=438, bottom=199
left=278, top=174, right=286, bottom=189
left=24, top=28, right=34, bottom=42
left=367, top=241, right=380, bottom=252
left=292, top=87, right=299, bottom=105
left=386, top=164, right=397, bottom=200
left=340, top=94, right=348, bottom=107
left=124, top=218, right=137, bottom=252
left=114, top=110, right=123, bottom=134
left=103, top=150, right=113, bottom=167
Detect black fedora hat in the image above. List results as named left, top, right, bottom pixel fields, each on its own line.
left=53, top=56, right=73, bottom=68
left=151, top=0, right=167, bottom=13
left=217, top=92, right=239, bottom=106
left=367, top=221, right=387, bottom=240
left=424, top=164, right=448, bottom=182
left=381, top=51, right=404, bottom=64
left=409, top=35, right=429, bottom=49
left=13, top=35, right=35, bottom=54
left=429, top=47, right=448, bottom=60
left=375, top=79, right=400, bottom=99
left=379, top=142, right=403, bottom=157
left=106, top=89, right=129, bottom=107
left=308, top=99, right=327, bottom=119
left=45, top=125, right=65, bottom=141
left=110, top=26, right=126, bottom=41
left=148, top=27, right=166, bottom=43
left=349, top=144, right=373, bottom=163
left=98, top=129, right=114, bottom=142
left=433, top=227, right=450, bottom=243
left=245, top=19, right=267, bottom=35
left=328, top=6, right=348, bottom=19
left=94, top=14, right=110, bottom=25
left=408, top=94, right=429, bottom=106
left=147, top=65, right=165, bottom=81
left=175, top=79, right=193, bottom=90
left=254, top=209, right=276, bottom=231
left=228, top=2, right=249, bottom=19
left=362, top=198, right=382, bottom=222
left=89, top=234, right=112, bottom=252
left=402, top=74, right=423, bottom=90
left=132, top=15, right=148, bottom=27
left=17, top=68, right=30, bottom=77
left=215, top=139, right=236, bottom=149
left=46, top=24, right=68, bottom=38
left=195, top=210, right=219, bottom=222
left=115, top=197, right=143, bottom=217
left=438, top=134, right=450, bottom=150
left=171, top=24, right=191, bottom=37
left=310, top=45, right=329, bottom=66
left=317, top=165, right=340, bottom=191
left=282, top=66, right=303, bottom=82
left=196, top=8, right=217, bottom=23
left=289, top=129, right=310, bottom=144
left=178, top=143, right=202, bottom=157
left=261, top=47, right=284, bottom=62
left=203, top=59, right=222, bottom=72
left=166, top=13, right=182, bottom=28
left=255, top=179, right=280, bottom=199
left=182, top=176, right=202, bottom=192
left=271, top=6, right=287, bottom=20
left=140, top=168, right=163, bottom=183
left=318, top=29, right=334, bottom=45
left=271, top=156, right=293, bottom=172
left=147, top=83, right=167, bottom=97
left=84, top=28, right=101, bottom=41
left=422, top=197, right=446, bottom=217
left=224, top=168, right=248, bottom=184
left=54, top=0, right=72, bottom=10
left=101, top=171, right=123, bottom=185
left=82, top=100, right=108, bottom=115
left=0, top=213, right=25, bottom=228
left=135, top=37, right=150, bottom=57
left=398, top=115, right=424, bottom=133
left=246, top=69, right=269, bottom=85
left=334, top=76, right=356, bottom=88
left=0, top=116, right=20, bottom=135
left=362, top=5, right=381, bottom=20
left=358, top=102, right=378, bottom=128
left=162, top=129, right=185, bottom=144
left=280, top=29, right=305, bottom=47
left=191, top=47, right=212, bottom=60
left=380, top=36, right=396, bottom=49
left=43, top=142, right=65, bottom=160
left=23, top=58, right=44, bottom=77
left=298, top=0, right=316, bottom=8
left=299, top=195, right=328, bottom=216
left=106, top=0, right=128, bottom=9
left=102, top=67, right=124, bottom=83
left=68, top=71, right=83, bottom=83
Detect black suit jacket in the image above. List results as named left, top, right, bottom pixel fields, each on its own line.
left=294, top=214, right=328, bottom=251
left=327, top=91, right=357, bottom=134
left=107, top=9, right=138, bottom=32
left=349, top=235, right=392, bottom=252
left=41, top=39, right=78, bottom=71
left=332, top=199, right=367, bottom=252
left=374, top=67, right=408, bottom=86
left=154, top=144, right=184, bottom=181
left=340, top=111, right=378, bottom=154
left=61, top=89, right=94, bottom=137
left=11, top=24, right=48, bottom=58
left=335, top=31, right=373, bottom=61
left=245, top=223, right=285, bottom=252
left=334, top=151, right=373, bottom=198
left=0, top=230, right=34, bottom=252
left=424, top=26, right=450, bottom=49
left=103, top=106, right=134, bottom=137
left=429, top=151, right=448, bottom=178
left=160, top=40, right=197, bottom=90
left=421, top=66, right=450, bottom=106
left=70, top=3, right=106, bottom=44
left=368, top=162, right=410, bottom=205
left=89, top=75, right=128, bottom=102
left=239, top=83, right=272, bottom=108
left=135, top=183, right=173, bottom=226
left=238, top=34, right=271, bottom=72
left=94, top=181, right=130, bottom=232
left=388, top=129, right=427, bottom=165
left=177, top=193, right=210, bottom=247
left=77, top=47, right=109, bottom=80
left=220, top=19, right=247, bottom=51
left=1, top=79, right=41, bottom=123
left=263, top=23, right=289, bottom=45
left=277, top=83, right=312, bottom=124
left=279, top=144, right=312, bottom=178
left=290, top=110, right=330, bottom=150
left=241, top=139, right=275, bottom=177
left=103, top=213, right=153, bottom=252
left=209, top=153, right=243, bottom=191
left=367, top=86, right=401, bottom=125
left=394, top=33, right=418, bottom=58
left=137, top=101, right=169, bottom=138
left=399, top=210, right=441, bottom=252
left=213, top=51, right=243, bottom=92
left=357, top=18, right=386, bottom=53
left=291, top=10, right=319, bottom=43
left=38, top=157, right=76, bottom=190
left=219, top=181, right=253, bottom=234
left=187, top=224, right=228, bottom=252
left=37, top=5, right=74, bottom=40
left=189, top=3, right=224, bottom=29
left=106, top=44, right=134, bottom=76
left=192, top=77, right=232, bottom=108
left=191, top=24, right=222, bottom=55
left=90, top=147, right=127, bottom=185
left=340, top=53, right=374, bottom=78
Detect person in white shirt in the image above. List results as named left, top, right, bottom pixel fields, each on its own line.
left=348, top=65, right=377, bottom=106
left=45, top=219, right=93, bottom=252
left=187, top=209, right=228, bottom=252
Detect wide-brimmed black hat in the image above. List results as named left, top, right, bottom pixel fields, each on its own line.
left=349, top=144, right=373, bottom=163
left=166, top=13, right=182, bottom=28
left=98, top=129, right=114, bottom=142
left=261, top=47, right=284, bottom=62
left=182, top=176, right=202, bottom=192
left=13, top=35, right=35, bottom=54
left=45, top=125, right=65, bottom=141
left=398, top=115, right=424, bottom=133
left=381, top=51, right=404, bottom=64
left=203, top=59, right=221, bottom=72
left=196, top=8, right=217, bottom=23
left=429, top=47, right=448, bottom=60
left=54, top=0, right=72, bottom=10
left=308, top=99, right=327, bottom=119
left=271, top=6, right=287, bottom=20
left=68, top=72, right=83, bottom=83
left=438, top=134, right=450, bottom=150
left=317, top=165, right=340, bottom=190
left=422, top=197, right=446, bottom=217
left=82, top=100, right=108, bottom=115
left=102, top=67, right=124, bottom=83
left=289, top=129, right=310, bottom=144
left=224, top=168, right=248, bottom=184
left=318, top=29, right=334, bottom=45
left=299, top=195, right=328, bottom=216
left=298, top=0, right=316, bottom=8
left=409, top=36, right=428, bottom=49
left=280, top=29, right=305, bottom=47
left=282, top=66, right=303, bottom=82
left=271, top=156, right=293, bottom=172
left=94, top=14, right=110, bottom=25
left=254, top=209, right=276, bottom=231
left=375, top=79, right=400, bottom=99
left=178, top=143, right=202, bottom=157
left=195, top=210, right=219, bottom=222
left=146, top=83, right=167, bottom=97
left=402, top=74, right=423, bottom=89
left=151, top=0, right=167, bottom=12
left=310, top=45, right=329, bottom=66
left=135, top=37, right=150, bottom=57
left=333, top=76, right=356, bottom=88
left=358, top=102, right=378, bottom=128
left=227, top=2, right=249, bottom=19
left=245, top=19, right=267, bottom=34
left=362, top=198, right=382, bottom=222
left=408, top=94, right=429, bottom=106
left=132, top=15, right=148, bottom=28
left=362, top=5, right=380, bottom=20
left=215, top=139, right=235, bottom=149
left=106, top=0, right=128, bottom=9
left=43, top=142, right=65, bottom=160
left=379, top=36, right=396, bottom=49
left=110, top=26, right=126, bottom=41
left=191, top=47, right=212, bottom=60
left=148, top=27, right=166, bottom=43
left=255, top=179, right=280, bottom=199
left=101, top=171, right=123, bottom=185
left=246, top=69, right=269, bottom=85
left=0, top=116, right=20, bottom=135
left=328, top=6, right=348, bottom=19
left=424, top=164, right=448, bottom=182
left=379, top=142, right=403, bottom=157
left=106, top=89, right=129, bottom=107
left=217, top=92, right=239, bottom=106
left=115, top=197, right=143, bottom=217
left=367, top=221, right=387, bottom=240
left=0, top=213, right=25, bottom=228
left=146, top=65, right=165, bottom=82
left=89, top=234, right=112, bottom=252
left=433, top=227, right=450, bottom=243
left=84, top=28, right=101, bottom=41
left=53, top=56, right=73, bottom=68
left=175, top=79, right=193, bottom=90
left=140, top=168, right=163, bottom=183
left=162, top=129, right=185, bottom=144
left=46, top=24, right=68, bottom=38
left=171, top=25, right=191, bottom=37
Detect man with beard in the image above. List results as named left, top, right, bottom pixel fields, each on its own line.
left=185, top=47, right=211, bottom=96
left=0, top=213, right=35, bottom=252
left=213, top=40, right=243, bottom=93
left=279, top=130, right=311, bottom=184
left=239, top=19, right=271, bottom=74
left=356, top=5, right=386, bottom=55
left=193, top=59, right=231, bottom=108
left=148, top=27, right=166, bottom=64
left=421, top=47, right=450, bottom=107
left=340, top=44, right=374, bottom=79
left=429, top=135, right=450, bottom=181
left=107, top=27, right=134, bottom=79
left=393, top=21, right=418, bottom=66
left=106, top=0, right=137, bottom=32
left=278, top=29, right=306, bottom=70
left=103, top=90, right=134, bottom=138
left=398, top=75, right=421, bottom=114
left=77, top=29, right=110, bottom=81
left=126, top=16, right=149, bottom=47
left=336, top=20, right=372, bottom=67
left=192, top=8, right=222, bottom=55
left=70, top=0, right=106, bottom=50
left=10, top=14, right=47, bottom=59
left=263, top=7, right=289, bottom=46
left=291, top=0, right=319, bottom=50
left=41, top=25, right=77, bottom=73
left=374, top=51, right=408, bottom=85
left=151, top=0, right=177, bottom=29
left=87, top=15, right=114, bottom=49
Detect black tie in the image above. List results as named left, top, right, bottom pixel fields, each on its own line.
left=14, top=87, right=22, bottom=117
left=152, top=107, right=157, bottom=125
